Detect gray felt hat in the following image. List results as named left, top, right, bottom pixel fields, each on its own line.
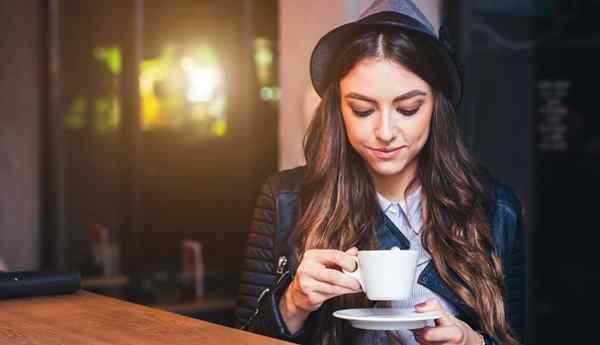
left=309, top=0, right=462, bottom=106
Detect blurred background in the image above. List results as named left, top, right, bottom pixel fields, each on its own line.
left=0, top=0, right=598, bottom=344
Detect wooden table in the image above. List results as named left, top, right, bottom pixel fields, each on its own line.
left=155, top=295, right=237, bottom=314
left=0, top=290, right=293, bottom=345
left=81, top=275, right=237, bottom=314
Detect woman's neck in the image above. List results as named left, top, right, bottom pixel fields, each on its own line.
left=372, top=161, right=419, bottom=201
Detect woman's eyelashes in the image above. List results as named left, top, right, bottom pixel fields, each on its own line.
left=352, top=108, right=375, bottom=117
left=399, top=107, right=419, bottom=116
left=350, top=106, right=421, bottom=117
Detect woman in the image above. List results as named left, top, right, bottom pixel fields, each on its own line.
left=234, top=1, right=525, bottom=344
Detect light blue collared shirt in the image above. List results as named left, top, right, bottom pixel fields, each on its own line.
left=377, top=187, right=458, bottom=345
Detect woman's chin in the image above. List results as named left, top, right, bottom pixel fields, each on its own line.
left=368, top=160, right=407, bottom=177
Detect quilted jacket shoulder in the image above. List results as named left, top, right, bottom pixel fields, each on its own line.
left=233, top=167, right=303, bottom=328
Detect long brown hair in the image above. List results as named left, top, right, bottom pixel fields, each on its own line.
left=293, top=28, right=519, bottom=345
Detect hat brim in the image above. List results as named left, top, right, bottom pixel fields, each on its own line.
left=309, top=12, right=462, bottom=106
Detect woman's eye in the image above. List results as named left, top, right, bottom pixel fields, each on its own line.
left=352, top=108, right=374, bottom=117
left=397, top=107, right=419, bottom=116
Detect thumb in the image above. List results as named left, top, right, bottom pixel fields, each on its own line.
left=415, top=298, right=453, bottom=326
left=345, top=247, right=359, bottom=256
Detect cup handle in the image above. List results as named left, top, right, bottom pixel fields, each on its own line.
left=342, top=256, right=364, bottom=291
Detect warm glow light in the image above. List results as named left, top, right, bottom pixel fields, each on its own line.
left=64, top=45, right=122, bottom=132
left=260, top=86, right=274, bottom=100
left=181, top=58, right=222, bottom=102
left=260, top=86, right=281, bottom=101
left=253, top=38, right=273, bottom=86
left=93, top=46, right=122, bottom=76
left=139, top=42, right=227, bottom=136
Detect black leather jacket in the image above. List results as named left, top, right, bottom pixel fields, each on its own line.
left=234, top=166, right=525, bottom=344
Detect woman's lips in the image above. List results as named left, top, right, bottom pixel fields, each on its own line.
left=368, top=146, right=405, bottom=160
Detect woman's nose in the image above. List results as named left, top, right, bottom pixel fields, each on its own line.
left=374, top=112, right=396, bottom=142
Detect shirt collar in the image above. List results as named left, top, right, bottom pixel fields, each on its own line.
left=377, top=193, right=395, bottom=214
left=377, top=186, right=423, bottom=232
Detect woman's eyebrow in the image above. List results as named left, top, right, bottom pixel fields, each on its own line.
left=345, top=90, right=427, bottom=103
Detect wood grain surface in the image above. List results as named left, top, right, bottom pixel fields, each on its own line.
left=0, top=290, right=292, bottom=345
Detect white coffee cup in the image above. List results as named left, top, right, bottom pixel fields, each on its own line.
left=343, top=248, right=418, bottom=301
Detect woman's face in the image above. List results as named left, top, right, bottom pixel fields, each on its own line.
left=340, top=57, right=433, bottom=180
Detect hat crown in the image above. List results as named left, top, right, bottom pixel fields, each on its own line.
left=309, top=0, right=462, bottom=106
left=360, top=0, right=436, bottom=37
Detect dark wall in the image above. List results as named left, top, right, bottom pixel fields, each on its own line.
left=452, top=2, right=535, bottom=218
left=449, top=2, right=535, bottom=343
left=0, top=0, right=41, bottom=270
left=451, top=2, right=600, bottom=344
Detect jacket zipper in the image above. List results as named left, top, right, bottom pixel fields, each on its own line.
left=240, top=256, right=290, bottom=331
left=276, top=256, right=288, bottom=275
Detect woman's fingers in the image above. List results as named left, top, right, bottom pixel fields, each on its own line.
left=415, top=298, right=454, bottom=327
left=344, top=247, right=359, bottom=256
left=286, top=248, right=363, bottom=313
left=291, top=276, right=359, bottom=311
left=304, top=249, right=357, bottom=272
left=289, top=248, right=363, bottom=312
left=413, top=325, right=464, bottom=344
left=297, top=275, right=358, bottom=296
left=300, top=261, right=361, bottom=291
left=412, top=298, right=477, bottom=344
left=412, top=326, right=435, bottom=345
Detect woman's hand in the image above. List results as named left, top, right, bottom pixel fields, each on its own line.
left=412, top=298, right=484, bottom=345
left=279, top=247, right=362, bottom=333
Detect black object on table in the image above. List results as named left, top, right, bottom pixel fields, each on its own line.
left=0, top=271, right=80, bottom=299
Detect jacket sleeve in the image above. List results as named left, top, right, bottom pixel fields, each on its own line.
left=502, top=201, right=526, bottom=343
left=233, top=177, right=313, bottom=343
left=484, top=191, right=526, bottom=345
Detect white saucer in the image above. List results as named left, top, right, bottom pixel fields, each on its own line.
left=333, top=308, right=443, bottom=330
